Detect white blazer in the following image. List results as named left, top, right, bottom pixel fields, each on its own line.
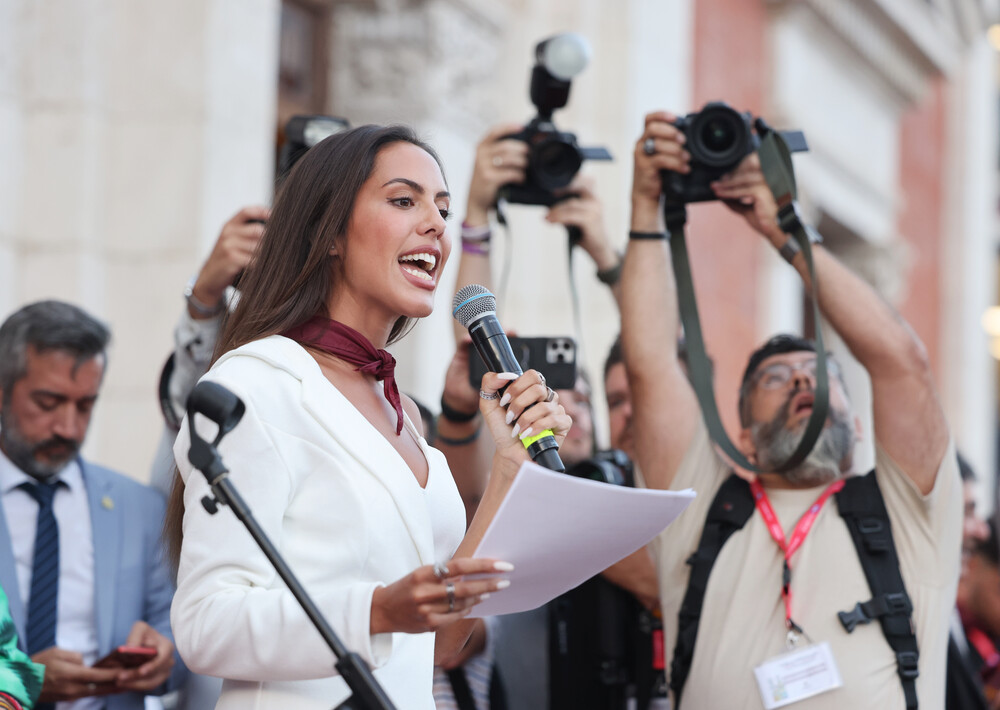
left=171, top=335, right=466, bottom=710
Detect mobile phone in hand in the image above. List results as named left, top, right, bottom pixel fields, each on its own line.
left=467, top=336, right=577, bottom=391
left=93, top=646, right=157, bottom=669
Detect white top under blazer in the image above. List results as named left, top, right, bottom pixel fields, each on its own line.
left=171, top=335, right=466, bottom=709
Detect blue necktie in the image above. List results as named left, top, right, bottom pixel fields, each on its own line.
left=20, top=480, right=63, bottom=657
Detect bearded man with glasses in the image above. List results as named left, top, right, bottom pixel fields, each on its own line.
left=620, top=111, right=961, bottom=710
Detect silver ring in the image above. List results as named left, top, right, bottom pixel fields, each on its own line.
left=492, top=155, right=504, bottom=167
left=479, top=390, right=499, bottom=400
left=643, top=137, right=656, bottom=156
left=537, top=372, right=546, bottom=387
left=433, top=562, right=449, bottom=580
left=545, top=387, right=555, bottom=403
left=446, top=582, right=456, bottom=612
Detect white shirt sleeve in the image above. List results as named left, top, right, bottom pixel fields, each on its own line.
left=168, top=308, right=224, bottom=422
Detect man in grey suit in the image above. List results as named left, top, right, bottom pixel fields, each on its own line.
left=0, top=300, right=184, bottom=709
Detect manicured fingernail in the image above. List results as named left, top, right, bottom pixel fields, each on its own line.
left=480, top=593, right=491, bottom=601
left=496, top=579, right=511, bottom=590
left=497, top=372, right=519, bottom=381
left=511, top=423, right=520, bottom=438
left=505, top=409, right=516, bottom=425
left=500, top=393, right=511, bottom=407
left=494, top=561, right=515, bottom=572
left=519, top=428, right=534, bottom=440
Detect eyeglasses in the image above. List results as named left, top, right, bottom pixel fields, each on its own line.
left=752, top=357, right=840, bottom=390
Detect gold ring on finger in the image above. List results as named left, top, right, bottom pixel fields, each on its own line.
left=446, top=582, right=456, bottom=612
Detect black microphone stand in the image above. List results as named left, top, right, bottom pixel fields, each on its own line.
left=186, top=382, right=396, bottom=710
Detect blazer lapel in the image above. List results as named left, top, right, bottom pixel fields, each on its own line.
left=82, top=461, right=120, bottom=654
left=218, top=337, right=438, bottom=566
left=0, top=502, right=25, bottom=644
left=280, top=346, right=435, bottom=566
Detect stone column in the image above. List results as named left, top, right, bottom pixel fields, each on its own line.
left=0, top=0, right=280, bottom=481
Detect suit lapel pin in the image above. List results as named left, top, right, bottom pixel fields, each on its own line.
left=101, top=496, right=114, bottom=510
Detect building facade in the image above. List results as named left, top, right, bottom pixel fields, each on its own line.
left=1, top=0, right=997, bottom=499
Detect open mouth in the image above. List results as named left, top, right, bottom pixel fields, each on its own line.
left=792, top=392, right=815, bottom=415
left=398, top=251, right=437, bottom=282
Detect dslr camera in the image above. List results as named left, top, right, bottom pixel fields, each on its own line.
left=566, top=449, right=633, bottom=487
left=503, top=34, right=611, bottom=206
left=661, top=101, right=807, bottom=204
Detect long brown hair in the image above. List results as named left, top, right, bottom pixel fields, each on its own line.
left=164, top=124, right=445, bottom=568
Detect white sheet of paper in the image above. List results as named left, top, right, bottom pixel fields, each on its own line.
left=469, top=460, right=696, bottom=617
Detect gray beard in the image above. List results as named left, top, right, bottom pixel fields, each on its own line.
left=751, top=393, right=854, bottom=487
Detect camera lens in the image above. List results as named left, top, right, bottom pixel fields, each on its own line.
left=701, top=118, right=736, bottom=153
left=531, top=137, right=583, bottom=190
left=688, top=104, right=751, bottom=169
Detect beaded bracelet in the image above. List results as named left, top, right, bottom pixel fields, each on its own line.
left=461, top=222, right=492, bottom=242
left=462, top=239, right=491, bottom=256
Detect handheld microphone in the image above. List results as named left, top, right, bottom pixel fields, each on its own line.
left=453, top=284, right=565, bottom=472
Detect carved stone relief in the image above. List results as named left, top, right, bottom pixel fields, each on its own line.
left=328, top=0, right=507, bottom=129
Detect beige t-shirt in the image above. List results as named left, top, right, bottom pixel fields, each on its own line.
left=653, top=421, right=961, bottom=709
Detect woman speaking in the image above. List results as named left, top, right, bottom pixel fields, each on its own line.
left=165, top=125, right=570, bottom=708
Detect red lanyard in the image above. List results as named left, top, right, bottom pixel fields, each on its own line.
left=967, top=626, right=1000, bottom=673
left=749, top=478, right=845, bottom=631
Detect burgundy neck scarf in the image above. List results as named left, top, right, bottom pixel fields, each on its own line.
left=283, top=315, right=404, bottom=435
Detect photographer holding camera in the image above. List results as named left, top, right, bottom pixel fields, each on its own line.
left=622, top=110, right=960, bottom=708
left=436, top=120, right=658, bottom=709
left=150, top=205, right=268, bottom=497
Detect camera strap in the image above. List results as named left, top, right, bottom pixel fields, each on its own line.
left=667, top=129, right=830, bottom=474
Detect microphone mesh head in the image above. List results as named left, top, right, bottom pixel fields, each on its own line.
left=453, top=284, right=497, bottom=328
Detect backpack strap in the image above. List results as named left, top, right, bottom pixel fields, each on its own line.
left=835, top=471, right=920, bottom=709
left=669, top=474, right=756, bottom=707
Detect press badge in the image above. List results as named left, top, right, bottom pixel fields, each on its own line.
left=753, top=641, right=842, bottom=709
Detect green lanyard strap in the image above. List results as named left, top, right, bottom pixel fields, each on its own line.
left=667, top=129, right=830, bottom=473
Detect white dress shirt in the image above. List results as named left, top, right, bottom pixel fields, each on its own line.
left=0, top=449, right=101, bottom=710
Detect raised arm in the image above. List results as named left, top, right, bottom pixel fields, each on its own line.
left=620, top=112, right=701, bottom=491
left=712, top=155, right=949, bottom=494
left=451, top=124, right=528, bottom=343
left=546, top=175, right=623, bottom=307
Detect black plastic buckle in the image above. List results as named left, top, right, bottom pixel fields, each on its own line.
left=883, top=592, right=911, bottom=615
left=777, top=203, right=805, bottom=234
left=896, top=651, right=920, bottom=680
left=857, top=517, right=884, bottom=534
left=838, top=603, right=870, bottom=633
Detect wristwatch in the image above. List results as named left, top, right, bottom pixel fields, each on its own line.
left=184, top=276, right=226, bottom=317
left=778, top=229, right=822, bottom=265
